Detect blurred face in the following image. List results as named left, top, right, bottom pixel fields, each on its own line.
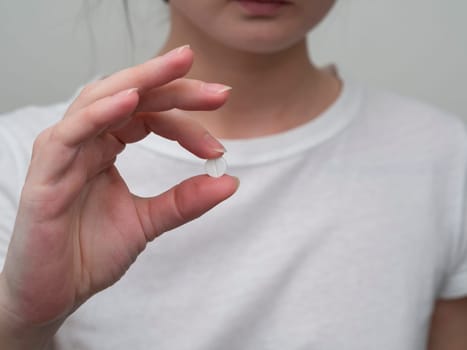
left=168, top=0, right=336, bottom=53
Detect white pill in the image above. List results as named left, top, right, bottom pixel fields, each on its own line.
left=205, top=157, right=227, bottom=178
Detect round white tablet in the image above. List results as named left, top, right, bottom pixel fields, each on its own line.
left=205, top=157, right=227, bottom=178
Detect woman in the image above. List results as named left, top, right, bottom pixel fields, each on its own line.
left=1, top=1, right=466, bottom=349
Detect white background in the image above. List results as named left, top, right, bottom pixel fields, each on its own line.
left=0, top=0, right=466, bottom=121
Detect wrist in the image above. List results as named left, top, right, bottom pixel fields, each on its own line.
left=0, top=274, right=61, bottom=350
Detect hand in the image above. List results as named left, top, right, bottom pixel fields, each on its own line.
left=0, top=45, right=238, bottom=338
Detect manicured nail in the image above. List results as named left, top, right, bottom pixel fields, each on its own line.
left=163, top=44, right=191, bottom=59
left=126, top=87, right=139, bottom=96
left=114, top=87, right=138, bottom=98
left=204, top=133, right=226, bottom=153
left=202, top=83, right=233, bottom=94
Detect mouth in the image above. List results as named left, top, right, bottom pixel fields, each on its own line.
left=238, top=0, right=291, bottom=3
left=233, top=0, right=292, bottom=17
left=237, top=0, right=291, bottom=3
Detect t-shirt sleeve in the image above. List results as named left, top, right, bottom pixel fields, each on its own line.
left=0, top=102, right=73, bottom=271
left=438, top=123, right=467, bottom=299
left=0, top=122, right=24, bottom=270
left=0, top=101, right=71, bottom=271
left=439, top=207, right=467, bottom=299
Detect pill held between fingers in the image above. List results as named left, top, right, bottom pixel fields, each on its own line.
left=205, top=157, right=228, bottom=178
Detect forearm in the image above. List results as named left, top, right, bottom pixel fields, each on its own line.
left=0, top=321, right=57, bottom=350
left=428, top=297, right=467, bottom=350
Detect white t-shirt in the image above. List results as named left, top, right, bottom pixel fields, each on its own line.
left=0, top=76, right=466, bottom=350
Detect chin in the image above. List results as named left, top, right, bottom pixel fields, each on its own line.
left=213, top=25, right=307, bottom=54
left=229, top=39, right=303, bottom=54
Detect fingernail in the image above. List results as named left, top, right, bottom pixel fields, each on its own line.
left=114, top=87, right=138, bottom=98
left=204, top=133, right=226, bottom=153
left=126, top=87, right=139, bottom=96
left=202, top=83, right=233, bottom=94
left=163, top=44, right=191, bottom=59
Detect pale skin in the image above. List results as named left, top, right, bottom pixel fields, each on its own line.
left=0, top=0, right=466, bottom=348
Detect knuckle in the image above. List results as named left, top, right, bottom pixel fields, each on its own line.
left=81, top=104, right=94, bottom=122
left=125, top=66, right=146, bottom=87
left=80, top=103, right=101, bottom=130
left=32, top=127, right=52, bottom=153
left=172, top=185, right=192, bottom=223
left=79, top=81, right=99, bottom=98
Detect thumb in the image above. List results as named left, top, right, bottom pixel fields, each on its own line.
left=134, top=175, right=239, bottom=241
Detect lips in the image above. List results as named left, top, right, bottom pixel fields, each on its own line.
left=239, top=0, right=291, bottom=3
left=234, top=0, right=292, bottom=16
left=236, top=0, right=291, bottom=4
left=241, top=0, right=290, bottom=2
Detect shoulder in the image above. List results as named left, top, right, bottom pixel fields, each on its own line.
left=361, top=83, right=466, bottom=141
left=0, top=100, right=71, bottom=149
left=350, top=81, right=467, bottom=161
left=0, top=101, right=69, bottom=141
left=0, top=77, right=99, bottom=151
left=366, top=85, right=463, bottom=127
left=0, top=101, right=71, bottom=179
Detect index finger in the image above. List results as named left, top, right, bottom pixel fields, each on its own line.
left=66, top=45, right=193, bottom=115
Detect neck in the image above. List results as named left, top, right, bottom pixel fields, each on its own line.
left=158, top=11, right=341, bottom=139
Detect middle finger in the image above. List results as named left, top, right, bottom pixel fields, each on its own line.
left=67, top=45, right=193, bottom=114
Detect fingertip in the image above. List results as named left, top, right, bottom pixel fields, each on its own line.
left=112, top=87, right=140, bottom=106
left=160, top=44, right=194, bottom=69
left=198, top=83, right=232, bottom=111
left=211, top=174, right=240, bottom=202
left=206, top=174, right=240, bottom=197
left=224, top=175, right=240, bottom=195
left=125, top=87, right=139, bottom=96
left=160, top=44, right=192, bottom=59
left=203, top=133, right=226, bottom=156
left=112, top=87, right=140, bottom=113
left=202, top=83, right=233, bottom=95
left=231, top=175, right=240, bottom=190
